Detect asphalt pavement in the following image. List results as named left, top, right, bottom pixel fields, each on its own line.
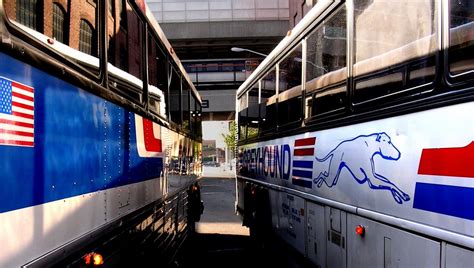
left=173, top=174, right=313, bottom=268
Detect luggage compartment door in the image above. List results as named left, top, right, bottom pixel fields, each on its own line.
left=326, top=207, right=347, bottom=268
left=347, top=214, right=440, bottom=267
left=306, top=202, right=326, bottom=267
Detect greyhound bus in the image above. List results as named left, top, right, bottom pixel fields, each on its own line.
left=0, top=0, right=203, bottom=266
left=235, top=0, right=473, bottom=266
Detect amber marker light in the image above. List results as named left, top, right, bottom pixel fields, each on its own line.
left=92, top=253, right=104, bottom=266
left=83, top=252, right=104, bottom=266
left=355, top=225, right=365, bottom=237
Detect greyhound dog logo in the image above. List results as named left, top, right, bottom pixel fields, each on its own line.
left=313, top=132, right=410, bottom=204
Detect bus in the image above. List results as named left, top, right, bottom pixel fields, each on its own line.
left=235, top=0, right=473, bottom=267
left=0, top=0, right=203, bottom=266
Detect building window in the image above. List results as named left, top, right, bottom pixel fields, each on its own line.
left=79, top=19, right=96, bottom=56
left=16, top=0, right=39, bottom=30
left=52, top=3, right=67, bottom=44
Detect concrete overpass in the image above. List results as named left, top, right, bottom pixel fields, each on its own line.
left=146, top=0, right=290, bottom=120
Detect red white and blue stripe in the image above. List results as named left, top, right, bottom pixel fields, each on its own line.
left=413, top=142, right=474, bottom=220
left=0, top=77, right=34, bottom=147
left=292, top=137, right=316, bottom=188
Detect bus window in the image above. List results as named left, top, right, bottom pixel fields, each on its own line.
left=125, top=1, right=143, bottom=80
left=148, top=34, right=169, bottom=118
left=190, top=95, right=201, bottom=138
left=238, top=93, right=248, bottom=140
left=278, top=43, right=303, bottom=125
left=107, top=1, right=144, bottom=103
left=195, top=101, right=202, bottom=138
left=279, top=44, right=303, bottom=93
left=310, top=86, right=346, bottom=117
left=247, top=84, right=259, bottom=139
left=190, top=94, right=196, bottom=135
left=353, top=0, right=437, bottom=103
left=449, top=0, right=474, bottom=77
left=278, top=92, right=302, bottom=126
left=260, top=68, right=277, bottom=133
left=148, top=92, right=161, bottom=117
left=4, top=1, right=99, bottom=74
left=305, top=6, right=346, bottom=118
left=170, top=67, right=182, bottom=125
left=182, top=82, right=190, bottom=132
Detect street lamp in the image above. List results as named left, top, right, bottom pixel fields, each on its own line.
left=231, top=47, right=268, bottom=57
left=293, top=57, right=328, bottom=73
left=232, top=47, right=327, bottom=73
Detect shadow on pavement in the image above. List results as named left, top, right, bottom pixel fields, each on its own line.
left=174, top=233, right=313, bottom=268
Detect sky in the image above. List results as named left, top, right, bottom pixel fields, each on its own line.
left=203, top=121, right=231, bottom=148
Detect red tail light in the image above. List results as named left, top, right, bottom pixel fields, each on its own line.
left=355, top=225, right=365, bottom=237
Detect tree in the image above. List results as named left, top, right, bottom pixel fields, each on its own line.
left=222, top=121, right=237, bottom=169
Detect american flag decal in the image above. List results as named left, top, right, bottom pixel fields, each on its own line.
left=292, top=137, right=316, bottom=188
left=0, top=77, right=34, bottom=147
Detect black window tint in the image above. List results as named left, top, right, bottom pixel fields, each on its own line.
left=278, top=44, right=303, bottom=125
left=52, top=3, right=67, bottom=44
left=247, top=84, right=259, bottom=139
left=278, top=94, right=302, bottom=126
left=195, top=102, right=202, bottom=138
left=238, top=109, right=248, bottom=141
left=260, top=68, right=276, bottom=132
left=148, top=35, right=169, bottom=117
left=108, top=35, right=115, bottom=65
left=353, top=0, right=437, bottom=104
left=449, top=0, right=474, bottom=76
left=182, top=82, right=190, bottom=132
left=310, top=86, right=345, bottom=117
left=170, top=68, right=182, bottom=124
left=190, top=95, right=196, bottom=136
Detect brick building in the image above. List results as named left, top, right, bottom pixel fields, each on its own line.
left=4, top=0, right=142, bottom=79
